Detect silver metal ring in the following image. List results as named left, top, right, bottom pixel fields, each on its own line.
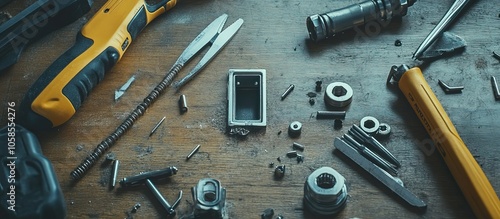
left=324, top=82, right=353, bottom=108
left=360, top=116, right=380, bottom=134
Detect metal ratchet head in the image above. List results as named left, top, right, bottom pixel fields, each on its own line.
left=306, top=0, right=416, bottom=42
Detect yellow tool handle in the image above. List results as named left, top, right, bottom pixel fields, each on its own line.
left=399, top=67, right=500, bottom=218
left=19, top=0, right=177, bottom=130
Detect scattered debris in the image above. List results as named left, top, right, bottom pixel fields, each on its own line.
left=229, top=127, right=250, bottom=137
left=306, top=92, right=317, bottom=98
left=269, top=162, right=275, bottom=168
left=276, top=214, right=284, bottom=219
left=297, top=155, right=304, bottom=163
left=131, top=203, right=141, bottom=213
left=277, top=130, right=282, bottom=136
left=394, top=39, right=402, bottom=47
left=261, top=208, right=275, bottom=219
left=105, top=152, right=116, bottom=162
left=277, top=157, right=281, bottom=163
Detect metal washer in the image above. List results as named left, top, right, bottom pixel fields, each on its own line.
left=324, top=82, right=353, bottom=108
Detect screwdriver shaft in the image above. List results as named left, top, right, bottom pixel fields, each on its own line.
left=413, top=0, right=471, bottom=59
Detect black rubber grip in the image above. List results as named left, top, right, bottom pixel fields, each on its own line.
left=19, top=32, right=119, bottom=131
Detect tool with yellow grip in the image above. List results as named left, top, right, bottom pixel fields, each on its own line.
left=19, top=0, right=177, bottom=130
left=388, top=65, right=500, bottom=218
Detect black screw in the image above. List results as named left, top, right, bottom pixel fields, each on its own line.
left=315, top=81, right=322, bottom=92
left=394, top=39, right=402, bottom=47
left=309, top=98, right=315, bottom=105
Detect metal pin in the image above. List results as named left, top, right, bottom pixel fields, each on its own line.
left=316, top=110, right=346, bottom=120
left=491, top=76, right=500, bottom=100
left=110, top=160, right=120, bottom=188
left=145, top=179, right=181, bottom=217
left=286, top=150, right=298, bottom=158
left=280, top=84, right=295, bottom=100
left=186, top=144, right=201, bottom=160
left=493, top=52, right=500, bottom=61
left=149, top=116, right=166, bottom=137
left=178, top=94, right=188, bottom=114
left=292, top=142, right=305, bottom=151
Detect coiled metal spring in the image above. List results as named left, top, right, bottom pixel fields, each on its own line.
left=70, top=64, right=183, bottom=180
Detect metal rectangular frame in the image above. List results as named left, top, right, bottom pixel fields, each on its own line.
left=227, top=69, right=266, bottom=127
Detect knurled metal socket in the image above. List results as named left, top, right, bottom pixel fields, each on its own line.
left=303, top=166, right=348, bottom=216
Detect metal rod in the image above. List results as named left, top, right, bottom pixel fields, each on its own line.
left=491, top=76, right=500, bottom=100
left=280, top=84, right=295, bottom=100
left=149, top=116, right=166, bottom=137
left=110, top=160, right=120, bottom=188
left=145, top=179, right=176, bottom=217
left=186, top=144, right=201, bottom=160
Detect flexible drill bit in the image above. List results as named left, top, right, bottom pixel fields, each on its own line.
left=70, top=14, right=243, bottom=180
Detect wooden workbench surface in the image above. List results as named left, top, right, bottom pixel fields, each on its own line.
left=1, top=0, right=499, bottom=218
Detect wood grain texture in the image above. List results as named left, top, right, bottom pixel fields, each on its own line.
left=1, top=0, right=499, bottom=218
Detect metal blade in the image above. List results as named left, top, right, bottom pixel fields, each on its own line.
left=173, top=18, right=244, bottom=89
left=334, top=137, right=427, bottom=208
left=174, top=14, right=228, bottom=66
left=114, top=75, right=136, bottom=101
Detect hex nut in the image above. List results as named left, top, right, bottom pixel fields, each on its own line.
left=288, top=121, right=302, bottom=138
left=377, top=123, right=391, bottom=137
left=360, top=116, right=380, bottom=135
left=303, top=167, right=347, bottom=216
left=324, top=82, right=353, bottom=108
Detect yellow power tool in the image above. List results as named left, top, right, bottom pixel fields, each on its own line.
left=19, top=0, right=177, bottom=130
left=388, top=65, right=500, bottom=218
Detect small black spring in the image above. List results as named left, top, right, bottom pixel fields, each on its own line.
left=70, top=64, right=184, bottom=180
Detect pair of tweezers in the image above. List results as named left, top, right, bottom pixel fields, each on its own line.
left=170, top=14, right=244, bottom=90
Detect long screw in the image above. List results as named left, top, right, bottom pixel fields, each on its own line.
left=70, top=63, right=184, bottom=180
